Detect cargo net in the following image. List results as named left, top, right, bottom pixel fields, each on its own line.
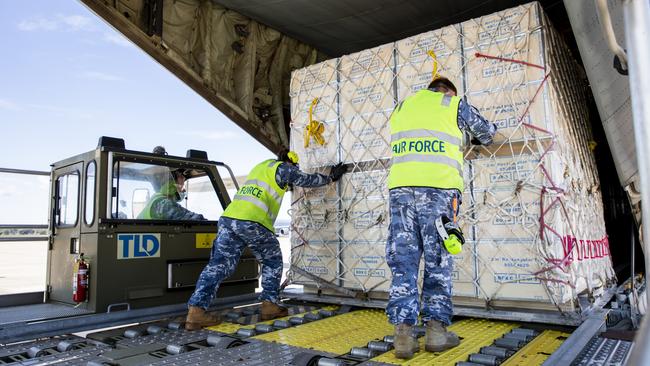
left=286, top=2, right=615, bottom=312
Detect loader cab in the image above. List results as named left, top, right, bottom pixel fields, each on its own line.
left=46, top=136, right=258, bottom=313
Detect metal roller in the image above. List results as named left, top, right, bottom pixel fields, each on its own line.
left=225, top=311, right=240, bottom=320
left=27, top=346, right=46, bottom=358
left=494, top=337, right=523, bottom=350
left=503, top=331, right=532, bottom=342
left=383, top=335, right=395, bottom=344
left=480, top=346, right=513, bottom=358
left=304, top=312, right=322, bottom=321
left=318, top=309, right=335, bottom=318
left=255, top=324, right=274, bottom=333
left=87, top=361, right=110, bottom=366
left=147, top=325, right=164, bottom=335
left=165, top=344, right=187, bottom=355
left=456, top=362, right=484, bottom=366
left=289, top=316, right=308, bottom=325
left=273, top=320, right=290, bottom=329
left=317, top=357, right=346, bottom=366
left=350, top=347, right=374, bottom=358
left=167, top=322, right=182, bottom=330
left=292, top=353, right=321, bottom=366
left=511, top=328, right=538, bottom=337
left=56, top=340, right=75, bottom=352
left=207, top=335, right=222, bottom=346
left=236, top=328, right=256, bottom=337
left=468, top=353, right=501, bottom=365
left=367, top=341, right=393, bottom=353
left=207, top=335, right=242, bottom=349
left=123, top=329, right=142, bottom=339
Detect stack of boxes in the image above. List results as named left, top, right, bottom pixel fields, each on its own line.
left=289, top=2, right=615, bottom=311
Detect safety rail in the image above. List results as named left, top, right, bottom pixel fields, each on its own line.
left=0, top=167, right=50, bottom=242
left=0, top=224, right=48, bottom=242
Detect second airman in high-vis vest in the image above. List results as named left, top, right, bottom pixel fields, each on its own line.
left=186, top=150, right=347, bottom=330
left=386, top=77, right=497, bottom=359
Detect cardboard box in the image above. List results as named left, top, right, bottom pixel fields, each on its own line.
left=341, top=197, right=388, bottom=243
left=464, top=31, right=545, bottom=93
left=340, top=170, right=389, bottom=201
left=395, top=25, right=464, bottom=100
left=340, top=70, right=396, bottom=120
left=451, top=243, right=478, bottom=297
left=291, top=240, right=339, bottom=284
left=396, top=53, right=464, bottom=101
left=474, top=239, right=572, bottom=303
left=466, top=81, right=552, bottom=143
left=341, top=241, right=391, bottom=291
left=461, top=3, right=541, bottom=48
left=340, top=44, right=394, bottom=79
left=340, top=110, right=392, bottom=164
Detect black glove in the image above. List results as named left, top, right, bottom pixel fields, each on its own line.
left=329, top=163, right=347, bottom=182
left=470, top=138, right=482, bottom=146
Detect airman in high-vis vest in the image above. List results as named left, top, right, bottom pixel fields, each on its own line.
left=185, top=150, right=347, bottom=330
left=138, top=146, right=206, bottom=221
left=386, top=77, right=497, bottom=359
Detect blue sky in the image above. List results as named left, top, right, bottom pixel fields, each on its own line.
left=0, top=0, right=271, bottom=176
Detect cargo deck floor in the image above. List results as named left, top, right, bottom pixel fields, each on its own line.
left=0, top=303, right=92, bottom=326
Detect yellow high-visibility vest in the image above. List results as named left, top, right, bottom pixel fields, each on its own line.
left=222, top=159, right=286, bottom=231
left=138, top=181, right=177, bottom=219
left=387, top=90, right=464, bottom=191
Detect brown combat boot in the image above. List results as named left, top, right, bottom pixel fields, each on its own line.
left=394, top=324, right=420, bottom=359
left=425, top=320, right=460, bottom=352
left=185, top=306, right=222, bottom=331
left=260, top=301, right=289, bottom=320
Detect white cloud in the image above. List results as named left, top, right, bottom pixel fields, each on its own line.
left=181, top=130, right=242, bottom=141
left=80, top=71, right=124, bottom=82
left=17, top=14, right=93, bottom=32
left=17, top=17, right=58, bottom=31
left=60, top=15, right=93, bottom=31
left=0, top=99, right=21, bottom=111
left=103, top=32, right=133, bottom=47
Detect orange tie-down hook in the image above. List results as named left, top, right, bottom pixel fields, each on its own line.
left=427, top=50, right=440, bottom=80
left=304, top=98, right=326, bottom=148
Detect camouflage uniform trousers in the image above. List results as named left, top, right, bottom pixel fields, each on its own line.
left=385, top=187, right=460, bottom=326
left=188, top=217, right=283, bottom=309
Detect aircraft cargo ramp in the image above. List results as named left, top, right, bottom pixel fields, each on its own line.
left=0, top=302, right=633, bottom=366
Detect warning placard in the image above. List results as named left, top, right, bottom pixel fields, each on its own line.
left=195, top=233, right=217, bottom=249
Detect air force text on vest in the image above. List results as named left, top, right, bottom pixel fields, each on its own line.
left=239, top=185, right=264, bottom=198
left=117, top=233, right=161, bottom=259
left=392, top=139, right=446, bottom=154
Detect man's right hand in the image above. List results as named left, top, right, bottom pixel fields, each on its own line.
left=329, top=163, right=348, bottom=182
left=471, top=123, right=497, bottom=145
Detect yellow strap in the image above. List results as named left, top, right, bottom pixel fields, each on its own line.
left=427, top=50, right=439, bottom=80
left=304, top=98, right=326, bottom=148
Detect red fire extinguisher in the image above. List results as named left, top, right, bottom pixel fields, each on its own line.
left=72, top=253, right=89, bottom=303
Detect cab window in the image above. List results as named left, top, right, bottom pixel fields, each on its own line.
left=55, top=172, right=79, bottom=226
left=110, top=160, right=222, bottom=221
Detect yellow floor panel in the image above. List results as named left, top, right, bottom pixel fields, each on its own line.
left=501, top=330, right=570, bottom=366
left=253, top=309, right=394, bottom=354
left=372, top=319, right=516, bottom=365
left=205, top=306, right=339, bottom=334
left=207, top=321, right=243, bottom=334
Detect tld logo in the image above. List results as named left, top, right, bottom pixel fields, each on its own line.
left=117, top=233, right=161, bottom=259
